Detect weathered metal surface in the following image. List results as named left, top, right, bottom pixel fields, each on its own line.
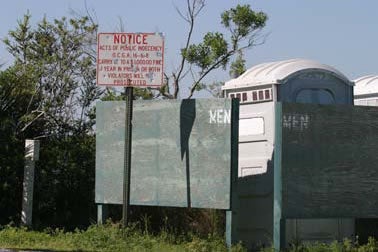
left=122, top=87, right=133, bottom=226
left=22, top=140, right=40, bottom=227
left=226, top=99, right=239, bottom=248
left=281, top=103, right=378, bottom=218
left=273, top=103, right=283, bottom=251
left=96, top=102, right=125, bottom=204
left=96, top=99, right=237, bottom=209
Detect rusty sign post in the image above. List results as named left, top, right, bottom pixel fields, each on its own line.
left=97, top=32, right=164, bottom=226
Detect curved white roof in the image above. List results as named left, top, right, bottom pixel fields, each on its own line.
left=354, top=75, right=378, bottom=96
left=223, top=58, right=353, bottom=90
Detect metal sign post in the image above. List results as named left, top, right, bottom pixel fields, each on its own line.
left=122, top=85, right=133, bottom=226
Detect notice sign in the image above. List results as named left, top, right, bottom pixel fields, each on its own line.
left=97, top=33, right=164, bottom=87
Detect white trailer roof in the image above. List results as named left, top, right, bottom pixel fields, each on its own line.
left=354, top=75, right=378, bottom=96
left=223, top=58, right=353, bottom=90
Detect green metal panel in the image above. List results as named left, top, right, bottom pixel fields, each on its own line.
left=96, top=98, right=237, bottom=209
left=226, top=98, right=239, bottom=248
left=96, top=102, right=125, bottom=204
left=273, top=102, right=283, bottom=251
left=281, top=103, right=378, bottom=218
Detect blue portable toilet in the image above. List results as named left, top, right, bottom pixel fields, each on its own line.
left=222, top=58, right=354, bottom=249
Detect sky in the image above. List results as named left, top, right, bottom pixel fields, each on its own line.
left=0, top=0, right=377, bottom=96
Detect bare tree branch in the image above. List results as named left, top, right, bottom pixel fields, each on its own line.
left=187, top=51, right=234, bottom=98
left=172, top=0, right=205, bottom=99
left=174, top=3, right=190, bottom=23
left=20, top=110, right=45, bottom=132
left=116, top=16, right=126, bottom=32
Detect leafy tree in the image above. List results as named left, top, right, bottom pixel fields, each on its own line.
left=33, top=135, right=96, bottom=229
left=0, top=12, right=101, bottom=227
left=0, top=65, right=39, bottom=224
left=172, top=1, right=267, bottom=98
left=229, top=50, right=246, bottom=79
left=3, top=13, right=102, bottom=137
left=0, top=59, right=49, bottom=224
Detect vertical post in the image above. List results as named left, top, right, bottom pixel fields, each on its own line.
left=122, top=86, right=133, bottom=227
left=274, top=102, right=283, bottom=251
left=226, top=98, right=239, bottom=249
left=226, top=211, right=233, bottom=248
left=21, top=139, right=40, bottom=227
left=97, top=204, right=108, bottom=225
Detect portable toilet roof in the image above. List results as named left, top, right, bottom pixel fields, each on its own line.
left=354, top=75, right=378, bottom=98
left=222, top=58, right=353, bottom=90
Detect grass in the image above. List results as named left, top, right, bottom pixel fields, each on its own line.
left=0, top=222, right=246, bottom=252
left=2, top=223, right=378, bottom=252
left=282, top=237, right=378, bottom=252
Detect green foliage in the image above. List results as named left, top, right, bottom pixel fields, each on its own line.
left=33, top=135, right=96, bottom=230
left=126, top=206, right=227, bottom=242
left=229, top=51, right=246, bottom=78
left=0, top=223, right=244, bottom=251
left=0, top=66, right=41, bottom=225
left=0, top=12, right=102, bottom=227
left=184, top=235, right=230, bottom=252
left=0, top=137, right=24, bottom=225
left=0, top=64, right=41, bottom=138
left=101, top=88, right=125, bottom=101
left=284, top=238, right=378, bottom=252
left=221, top=4, right=268, bottom=49
left=180, top=3, right=267, bottom=97
left=133, top=88, right=154, bottom=100
left=101, top=87, right=154, bottom=101
left=6, top=225, right=378, bottom=252
left=3, top=11, right=34, bottom=64
left=3, top=12, right=102, bottom=136
left=182, top=32, right=228, bottom=72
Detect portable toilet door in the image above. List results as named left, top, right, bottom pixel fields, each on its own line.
left=223, top=59, right=355, bottom=249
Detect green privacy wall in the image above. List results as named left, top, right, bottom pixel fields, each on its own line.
left=95, top=98, right=238, bottom=209
left=280, top=103, right=378, bottom=218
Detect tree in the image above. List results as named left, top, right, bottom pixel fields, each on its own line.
left=0, top=12, right=102, bottom=227
left=166, top=1, right=267, bottom=98
left=3, top=13, right=102, bottom=138
left=0, top=67, right=33, bottom=224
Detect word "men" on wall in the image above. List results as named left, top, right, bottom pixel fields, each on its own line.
left=209, top=109, right=231, bottom=124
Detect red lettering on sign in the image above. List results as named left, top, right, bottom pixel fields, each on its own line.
left=114, top=34, right=148, bottom=45
left=97, top=33, right=164, bottom=87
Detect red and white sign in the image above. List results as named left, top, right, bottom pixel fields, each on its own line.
left=97, top=33, right=164, bottom=87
